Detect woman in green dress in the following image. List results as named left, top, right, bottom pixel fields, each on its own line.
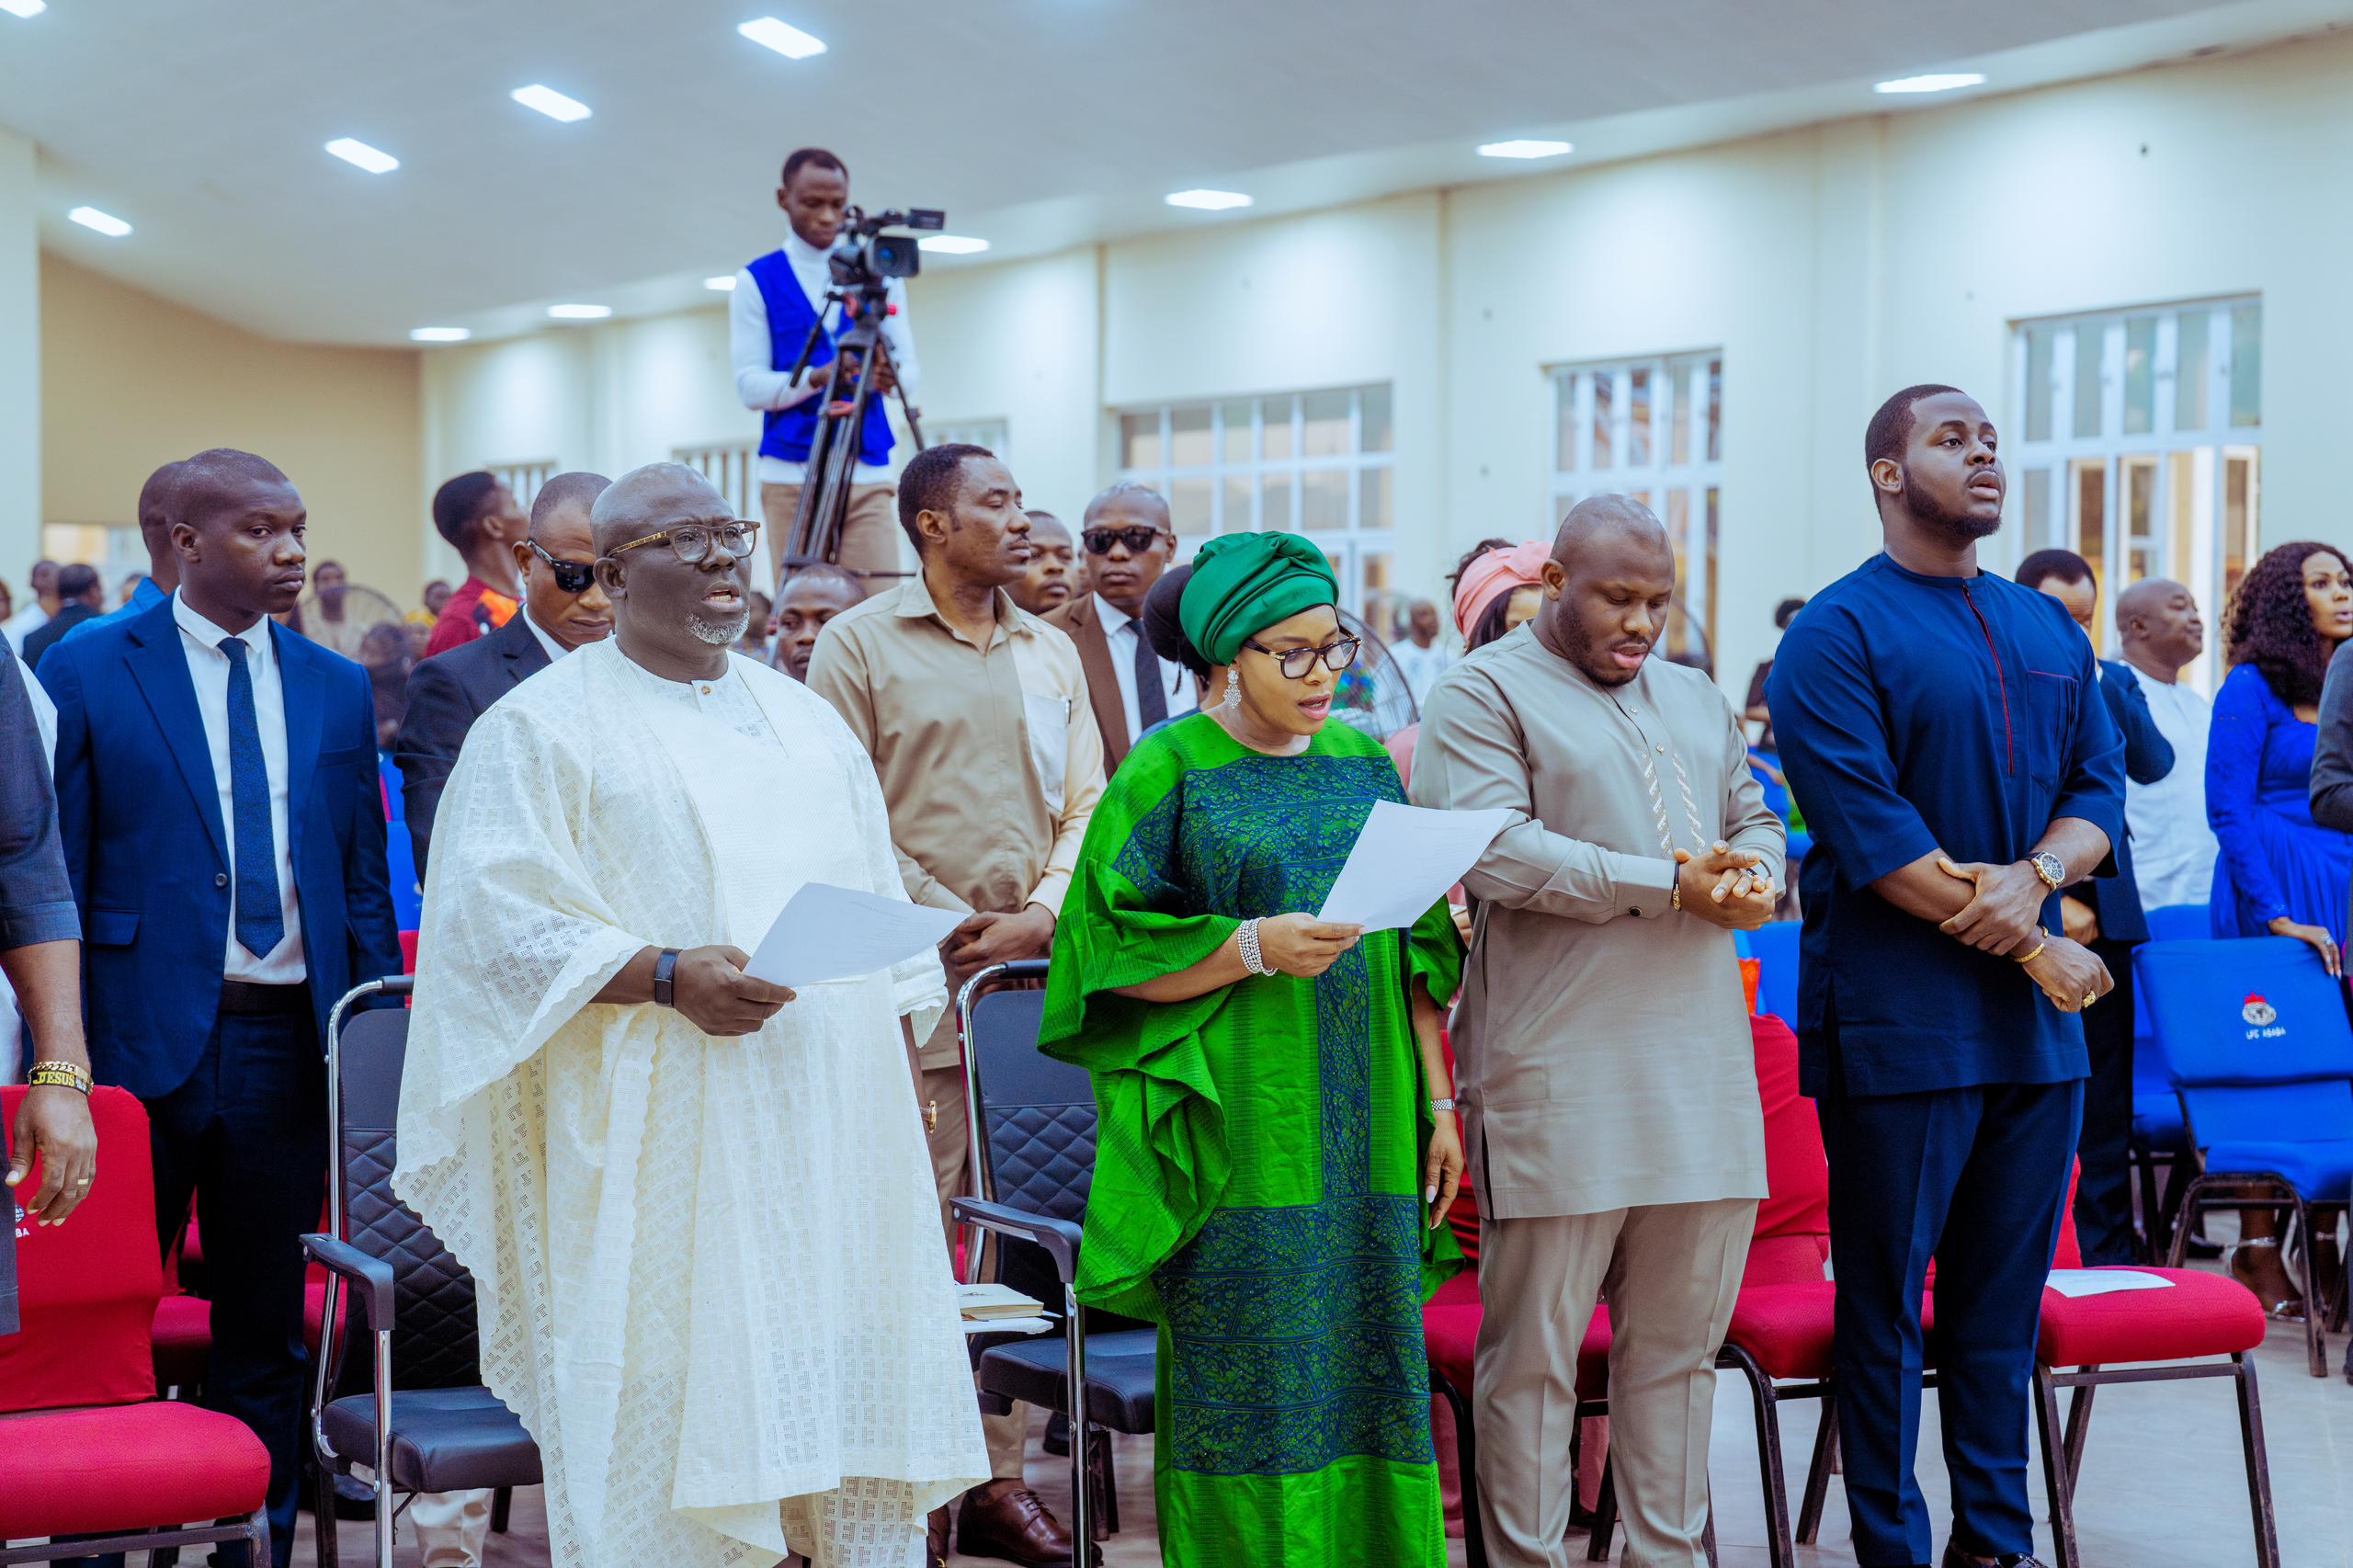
left=1040, top=532, right=1467, bottom=1565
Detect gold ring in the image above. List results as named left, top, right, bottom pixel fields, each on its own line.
left=2081, top=993, right=2097, bottom=1009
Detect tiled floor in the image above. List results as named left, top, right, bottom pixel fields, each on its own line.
left=296, top=1258, right=2353, bottom=1567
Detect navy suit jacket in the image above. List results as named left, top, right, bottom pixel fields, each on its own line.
left=40, top=597, right=403, bottom=1098
left=2087, top=658, right=2176, bottom=945
left=392, top=611, right=551, bottom=879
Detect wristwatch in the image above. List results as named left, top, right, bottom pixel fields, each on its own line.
left=2028, top=850, right=2066, bottom=891
left=651, top=948, right=683, bottom=1007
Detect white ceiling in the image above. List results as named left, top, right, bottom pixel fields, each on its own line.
left=5, top=0, right=2347, bottom=347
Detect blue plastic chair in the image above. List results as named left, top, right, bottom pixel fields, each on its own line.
left=2130, top=907, right=2208, bottom=1256
left=2141, top=936, right=2353, bottom=1377
left=383, top=821, right=423, bottom=931
left=1748, top=920, right=1801, bottom=1029
left=2145, top=902, right=2210, bottom=942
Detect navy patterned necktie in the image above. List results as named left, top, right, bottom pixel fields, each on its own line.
left=1131, top=621, right=1169, bottom=730
left=219, top=637, right=285, bottom=960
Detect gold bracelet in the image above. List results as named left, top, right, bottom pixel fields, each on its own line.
left=27, top=1061, right=91, bottom=1095
left=2013, top=926, right=2049, bottom=967
left=1671, top=876, right=1683, bottom=913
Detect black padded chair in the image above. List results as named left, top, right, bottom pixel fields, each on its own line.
left=301, top=977, right=542, bottom=1566
left=949, top=960, right=1157, bottom=1551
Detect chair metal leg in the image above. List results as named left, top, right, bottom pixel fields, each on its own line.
left=491, top=1486, right=512, bottom=1534
left=1795, top=1387, right=1837, bottom=1546
left=2287, top=1194, right=2328, bottom=1378
left=248, top=1506, right=273, bottom=1568
left=1061, top=1284, right=1090, bottom=1560
left=2232, top=1353, right=2283, bottom=1568
left=2033, top=1365, right=2078, bottom=1568
left=2060, top=1378, right=2097, bottom=1495
left=1724, top=1347, right=1794, bottom=1568
left=2131, top=1137, right=2165, bottom=1262
left=313, top=1453, right=341, bottom=1568
left=1435, top=1374, right=1488, bottom=1568
left=1586, top=1452, right=1617, bottom=1561
left=1096, top=1426, right=1120, bottom=1537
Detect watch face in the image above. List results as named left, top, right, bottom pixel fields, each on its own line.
left=2034, top=851, right=2064, bottom=885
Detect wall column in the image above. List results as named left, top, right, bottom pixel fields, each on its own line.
left=0, top=127, right=41, bottom=583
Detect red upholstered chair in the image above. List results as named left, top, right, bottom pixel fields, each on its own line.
left=0, top=1085, right=272, bottom=1564
left=2030, top=1171, right=2277, bottom=1568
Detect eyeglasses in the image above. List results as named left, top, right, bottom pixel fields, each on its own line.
left=606, top=519, right=761, bottom=566
left=1081, top=526, right=1171, bottom=557
left=528, top=538, right=598, bottom=595
left=1242, top=635, right=1361, bottom=680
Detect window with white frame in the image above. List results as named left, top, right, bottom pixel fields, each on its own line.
left=1550, top=352, right=1724, bottom=663
left=1115, top=385, right=1395, bottom=623
left=675, top=441, right=758, bottom=520
left=486, top=460, right=555, bottom=513
left=2009, top=299, right=2261, bottom=689
left=928, top=417, right=1011, bottom=460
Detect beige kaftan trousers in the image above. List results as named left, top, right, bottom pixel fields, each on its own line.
left=1474, top=1199, right=1756, bottom=1568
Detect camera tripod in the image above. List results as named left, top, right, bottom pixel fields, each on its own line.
left=778, top=287, right=926, bottom=585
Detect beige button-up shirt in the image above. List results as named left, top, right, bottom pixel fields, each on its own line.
left=1411, top=625, right=1782, bottom=1218
left=806, top=574, right=1105, bottom=1062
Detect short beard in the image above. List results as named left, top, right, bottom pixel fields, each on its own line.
left=1904, top=462, right=2003, bottom=544
left=687, top=608, right=750, bottom=646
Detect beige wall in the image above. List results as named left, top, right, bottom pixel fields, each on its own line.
left=0, top=127, right=39, bottom=582
left=41, top=254, right=425, bottom=598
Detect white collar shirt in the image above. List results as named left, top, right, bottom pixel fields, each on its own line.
left=729, top=229, right=921, bottom=486
left=521, top=607, right=572, bottom=665
left=2126, top=670, right=2221, bottom=914
left=1095, top=593, right=1197, bottom=744
left=172, top=591, right=305, bottom=983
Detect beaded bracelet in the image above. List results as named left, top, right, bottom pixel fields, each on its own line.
left=1238, top=917, right=1277, bottom=977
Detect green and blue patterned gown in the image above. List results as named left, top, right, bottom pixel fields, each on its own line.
left=1040, top=712, right=1463, bottom=1565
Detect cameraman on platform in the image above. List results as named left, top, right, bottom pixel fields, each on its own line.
left=731, top=146, right=921, bottom=584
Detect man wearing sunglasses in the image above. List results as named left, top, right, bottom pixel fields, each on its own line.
left=395, top=472, right=612, bottom=878
left=1043, top=481, right=1195, bottom=775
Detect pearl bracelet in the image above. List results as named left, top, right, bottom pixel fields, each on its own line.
left=1238, top=917, right=1277, bottom=977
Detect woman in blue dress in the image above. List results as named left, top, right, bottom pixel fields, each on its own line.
left=2205, top=539, right=2353, bottom=1312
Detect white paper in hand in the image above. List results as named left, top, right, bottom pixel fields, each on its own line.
left=746, top=882, right=966, bottom=988
left=1316, top=801, right=1512, bottom=933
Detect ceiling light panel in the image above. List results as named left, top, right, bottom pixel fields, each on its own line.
left=325, top=138, right=400, bottom=174
left=548, top=303, right=611, bottom=319
left=410, top=327, right=471, bottom=342
left=68, top=206, right=131, bottom=237
left=704, top=276, right=739, bottom=291
left=1873, top=73, right=1986, bottom=95
left=917, top=235, right=989, bottom=255
left=1165, top=189, right=1252, bottom=211
left=739, top=17, right=826, bottom=58
left=1477, top=139, right=1573, bottom=159
left=0, top=1, right=48, bottom=19
left=512, top=85, right=592, bottom=122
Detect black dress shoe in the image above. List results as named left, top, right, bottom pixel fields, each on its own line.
left=1939, top=1548, right=2049, bottom=1568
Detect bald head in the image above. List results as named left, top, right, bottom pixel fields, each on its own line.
left=135, top=460, right=189, bottom=589
left=1553, top=494, right=1671, bottom=565
left=2116, top=575, right=2205, bottom=676
left=590, top=462, right=731, bottom=555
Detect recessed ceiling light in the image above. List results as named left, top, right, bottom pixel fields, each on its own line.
left=511, top=85, right=592, bottom=122
left=1874, top=72, right=1986, bottom=95
left=0, top=0, right=48, bottom=19
left=1477, top=139, right=1573, bottom=160
left=325, top=138, right=400, bottom=174
left=738, top=17, right=826, bottom=59
left=1165, top=189, right=1252, bottom=211
left=410, top=327, right=471, bottom=343
left=917, top=234, right=990, bottom=256
left=548, top=303, right=611, bottom=320
left=67, top=206, right=131, bottom=238
left=703, top=275, right=739, bottom=291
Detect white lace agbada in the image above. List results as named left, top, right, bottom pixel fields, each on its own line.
left=393, top=640, right=988, bottom=1568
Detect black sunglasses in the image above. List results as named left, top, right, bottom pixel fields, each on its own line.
left=529, top=537, right=597, bottom=595
left=1082, top=526, right=1170, bottom=557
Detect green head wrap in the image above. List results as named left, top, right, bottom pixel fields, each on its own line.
left=1179, top=532, right=1340, bottom=666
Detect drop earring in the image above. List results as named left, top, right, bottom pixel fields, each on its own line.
left=1222, top=667, right=1242, bottom=711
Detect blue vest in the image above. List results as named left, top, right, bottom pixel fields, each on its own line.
left=747, top=249, right=894, bottom=469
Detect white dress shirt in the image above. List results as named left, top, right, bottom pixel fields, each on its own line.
left=730, top=231, right=921, bottom=487
left=520, top=607, right=572, bottom=665
left=1094, top=594, right=1196, bottom=745
left=2126, top=667, right=2220, bottom=915
left=1, top=604, right=50, bottom=656
left=1389, top=639, right=1457, bottom=706
left=173, top=592, right=305, bottom=983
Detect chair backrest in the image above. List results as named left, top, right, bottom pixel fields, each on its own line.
left=2136, top=936, right=2353, bottom=1150
left=2144, top=903, right=2211, bottom=942
left=1749, top=919, right=1802, bottom=1028
left=1745, top=1014, right=1830, bottom=1285
left=332, top=990, right=483, bottom=1391
left=0, top=1085, right=159, bottom=1413
left=964, top=962, right=1096, bottom=1310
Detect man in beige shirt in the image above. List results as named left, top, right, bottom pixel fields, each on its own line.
left=1413, top=497, right=1782, bottom=1568
left=804, top=441, right=1101, bottom=1568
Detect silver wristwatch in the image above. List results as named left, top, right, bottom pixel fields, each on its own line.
left=1429, top=1097, right=1458, bottom=1114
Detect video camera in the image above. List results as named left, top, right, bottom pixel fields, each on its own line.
left=828, top=205, right=946, bottom=292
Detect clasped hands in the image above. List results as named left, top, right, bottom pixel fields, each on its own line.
left=1936, top=857, right=2114, bottom=1014
left=1674, top=842, right=1776, bottom=931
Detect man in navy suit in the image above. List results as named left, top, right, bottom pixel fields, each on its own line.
left=2016, top=549, right=2177, bottom=1267
left=41, top=448, right=402, bottom=1568
left=394, top=470, right=612, bottom=878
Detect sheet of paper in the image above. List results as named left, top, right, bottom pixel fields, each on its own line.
left=1316, top=801, right=1513, bottom=933
left=2043, top=1268, right=2176, bottom=1299
left=745, top=882, right=967, bottom=988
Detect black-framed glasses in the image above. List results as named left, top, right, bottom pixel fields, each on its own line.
left=529, top=537, right=597, bottom=595
left=1081, top=526, right=1171, bottom=557
left=607, top=519, right=761, bottom=566
left=1243, top=635, right=1361, bottom=680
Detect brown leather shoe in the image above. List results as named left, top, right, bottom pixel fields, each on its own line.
left=926, top=1506, right=951, bottom=1566
left=956, top=1480, right=1075, bottom=1566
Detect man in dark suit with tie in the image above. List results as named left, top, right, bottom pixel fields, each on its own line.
left=1045, top=482, right=1194, bottom=774
left=395, top=471, right=612, bottom=878
left=2018, top=549, right=2176, bottom=1266
left=40, top=448, right=403, bottom=1568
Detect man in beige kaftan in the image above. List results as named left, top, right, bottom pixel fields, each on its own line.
left=395, top=465, right=986, bottom=1568
left=1413, top=498, right=1783, bottom=1568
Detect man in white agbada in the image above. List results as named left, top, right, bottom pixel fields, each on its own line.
left=394, top=463, right=987, bottom=1568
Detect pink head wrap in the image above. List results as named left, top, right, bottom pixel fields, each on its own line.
left=1451, top=540, right=1552, bottom=642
